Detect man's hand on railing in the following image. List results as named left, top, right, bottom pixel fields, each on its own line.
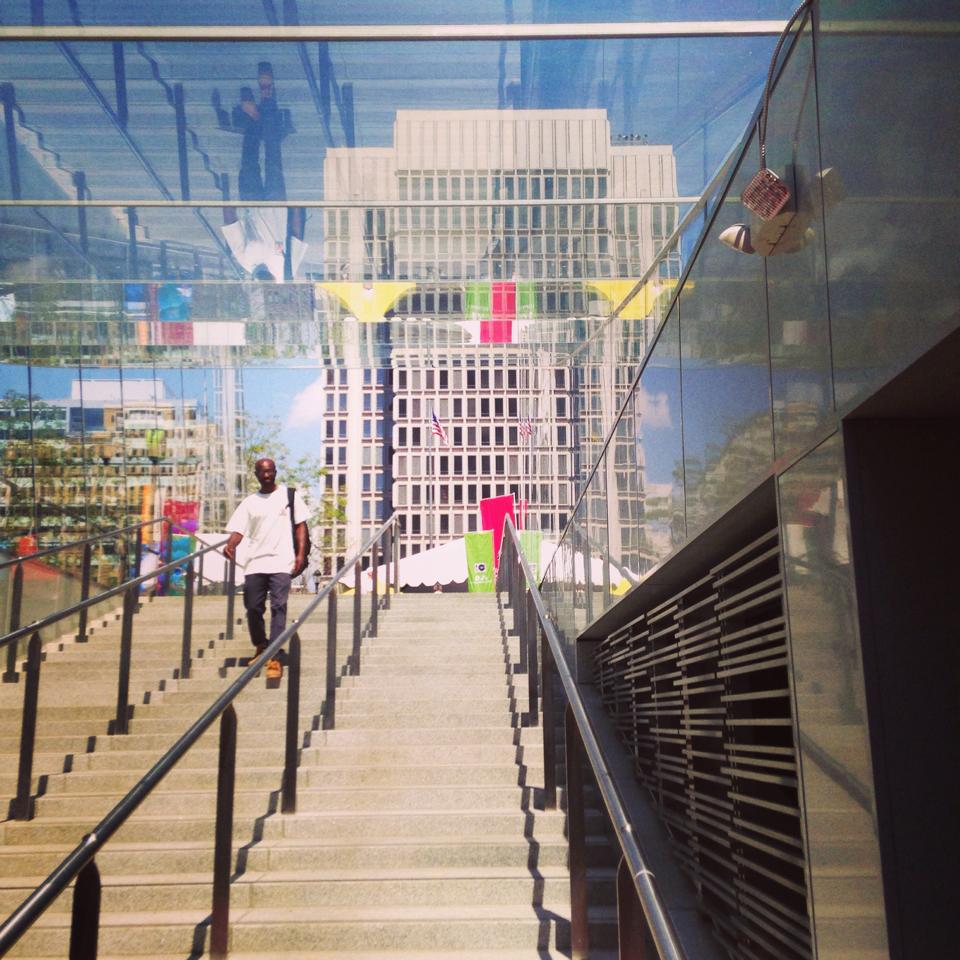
left=222, top=532, right=242, bottom=564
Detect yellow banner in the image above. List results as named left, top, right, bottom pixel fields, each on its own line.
left=317, top=281, right=416, bottom=323
left=586, top=278, right=679, bottom=319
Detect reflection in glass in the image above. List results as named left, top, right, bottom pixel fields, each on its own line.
left=635, top=307, right=685, bottom=572
left=763, top=21, right=833, bottom=462
left=0, top=363, right=33, bottom=554
left=779, top=433, right=889, bottom=960
left=816, top=17, right=960, bottom=410
left=608, top=393, right=642, bottom=585
left=679, top=139, right=773, bottom=538
left=0, top=1, right=804, bottom=28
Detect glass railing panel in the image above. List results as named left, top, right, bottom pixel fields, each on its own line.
left=817, top=6, right=960, bottom=412
left=678, top=132, right=773, bottom=540
left=635, top=305, right=685, bottom=578
left=607, top=391, right=642, bottom=587
left=579, top=442, right=611, bottom=620
left=0, top=1, right=803, bottom=27
left=542, top=505, right=579, bottom=658
left=762, top=18, right=834, bottom=465
left=0, top=31, right=774, bottom=216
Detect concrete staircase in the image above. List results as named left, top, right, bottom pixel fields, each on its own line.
left=0, top=591, right=615, bottom=957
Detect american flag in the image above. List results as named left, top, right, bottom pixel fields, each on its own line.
left=431, top=411, right=448, bottom=444
left=518, top=417, right=534, bottom=440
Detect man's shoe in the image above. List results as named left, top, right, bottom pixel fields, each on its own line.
left=266, top=657, right=283, bottom=682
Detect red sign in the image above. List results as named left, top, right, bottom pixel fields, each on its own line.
left=163, top=499, right=200, bottom=533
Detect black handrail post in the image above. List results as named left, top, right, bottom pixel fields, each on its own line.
left=3, top=563, right=24, bottom=682
left=526, top=591, right=539, bottom=727
left=197, top=550, right=205, bottom=596
left=541, top=638, right=557, bottom=810
left=351, top=561, right=361, bottom=674
left=118, top=538, right=130, bottom=599
left=162, top=520, right=174, bottom=597
left=76, top=543, right=92, bottom=643
left=281, top=632, right=301, bottom=814
left=179, top=558, right=195, bottom=680
left=69, top=859, right=101, bottom=960
left=383, top=528, right=391, bottom=610
left=617, top=854, right=652, bottom=957
left=114, top=586, right=136, bottom=736
left=516, top=562, right=528, bottom=673
left=323, top=587, right=337, bottom=730
left=10, top=631, right=41, bottom=820
left=583, top=532, right=594, bottom=624
left=210, top=704, right=237, bottom=958
left=566, top=703, right=590, bottom=959
left=370, top=540, right=379, bottom=636
left=225, top=556, right=236, bottom=641
left=134, top=523, right=143, bottom=579
left=392, top=520, right=400, bottom=596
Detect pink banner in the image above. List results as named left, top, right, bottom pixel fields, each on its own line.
left=479, top=494, right=516, bottom=571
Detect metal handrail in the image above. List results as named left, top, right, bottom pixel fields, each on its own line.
left=0, top=516, right=168, bottom=572
left=0, top=528, right=226, bottom=652
left=499, top=515, right=686, bottom=960
left=0, top=510, right=401, bottom=957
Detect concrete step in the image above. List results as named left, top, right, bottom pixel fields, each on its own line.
left=262, top=808, right=587, bottom=844
left=0, top=833, right=614, bottom=880
left=0, top=592, right=592, bottom=958
left=4, top=905, right=599, bottom=956
left=0, top=866, right=608, bottom=915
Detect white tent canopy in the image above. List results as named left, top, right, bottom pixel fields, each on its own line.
left=361, top=536, right=630, bottom=593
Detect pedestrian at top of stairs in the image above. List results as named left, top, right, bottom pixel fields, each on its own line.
left=223, top=457, right=309, bottom=682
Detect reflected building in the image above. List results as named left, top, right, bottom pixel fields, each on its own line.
left=319, top=108, right=679, bottom=559
left=0, top=376, right=231, bottom=561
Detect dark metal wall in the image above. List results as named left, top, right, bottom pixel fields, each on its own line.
left=595, top=526, right=811, bottom=960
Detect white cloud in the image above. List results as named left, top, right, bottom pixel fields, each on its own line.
left=285, top=378, right=326, bottom=430
left=636, top=384, right=672, bottom=430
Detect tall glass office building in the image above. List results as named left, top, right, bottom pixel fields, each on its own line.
left=1, top=3, right=957, bottom=959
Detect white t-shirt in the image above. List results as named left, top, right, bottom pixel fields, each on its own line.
left=226, top=485, right=310, bottom=575
left=222, top=209, right=307, bottom=281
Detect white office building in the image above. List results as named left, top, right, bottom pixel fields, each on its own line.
left=317, top=109, right=679, bottom=563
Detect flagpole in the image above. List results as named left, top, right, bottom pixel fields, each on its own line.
left=428, top=412, right=435, bottom=550
left=528, top=426, right=534, bottom=532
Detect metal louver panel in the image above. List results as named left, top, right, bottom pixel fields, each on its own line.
left=595, top=527, right=812, bottom=960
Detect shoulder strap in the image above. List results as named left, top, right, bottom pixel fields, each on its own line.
left=287, top=486, right=296, bottom=550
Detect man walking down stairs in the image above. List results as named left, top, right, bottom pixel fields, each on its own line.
left=1, top=591, right=614, bottom=956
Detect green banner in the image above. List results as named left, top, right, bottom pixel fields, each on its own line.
left=464, top=531, right=495, bottom=593
left=518, top=530, right=542, bottom=583
left=465, top=282, right=491, bottom=321
left=516, top=281, right=537, bottom=320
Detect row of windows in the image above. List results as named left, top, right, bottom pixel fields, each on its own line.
left=390, top=259, right=638, bottom=284
left=397, top=367, right=567, bottom=390
left=394, top=451, right=566, bottom=476
left=332, top=201, right=675, bottom=237
left=323, top=419, right=387, bottom=442
left=321, top=369, right=390, bottom=387
left=402, top=507, right=568, bottom=538
left=395, top=424, right=569, bottom=449
left=396, top=171, right=611, bottom=202
left=324, top=393, right=387, bottom=414
left=391, top=228, right=621, bottom=260
left=398, top=397, right=564, bottom=421
left=395, top=480, right=568, bottom=507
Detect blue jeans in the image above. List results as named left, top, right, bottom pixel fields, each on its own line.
left=243, top=572, right=291, bottom=649
left=238, top=97, right=286, bottom=203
